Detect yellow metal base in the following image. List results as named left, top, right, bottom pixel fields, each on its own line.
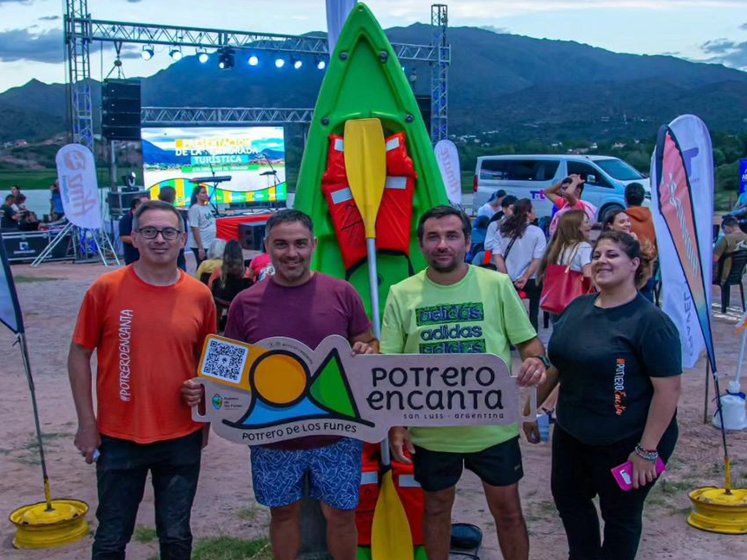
left=688, top=487, right=747, bottom=535
left=9, top=499, right=90, bottom=549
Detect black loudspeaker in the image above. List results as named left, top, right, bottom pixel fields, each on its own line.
left=415, top=95, right=432, bottom=136
left=238, top=222, right=266, bottom=251
left=2, top=231, right=71, bottom=262
left=102, top=79, right=141, bottom=141
left=107, top=190, right=149, bottom=217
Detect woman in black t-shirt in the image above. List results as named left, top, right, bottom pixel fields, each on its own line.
left=524, top=231, right=682, bottom=560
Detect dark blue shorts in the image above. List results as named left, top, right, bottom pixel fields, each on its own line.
left=250, top=437, right=363, bottom=510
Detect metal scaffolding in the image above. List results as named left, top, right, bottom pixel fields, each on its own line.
left=82, top=19, right=443, bottom=62
left=142, top=107, right=313, bottom=125
left=65, top=0, right=94, bottom=149
left=65, top=2, right=450, bottom=144
left=430, top=4, right=449, bottom=143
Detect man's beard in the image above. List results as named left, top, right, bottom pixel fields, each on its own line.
left=429, top=255, right=460, bottom=273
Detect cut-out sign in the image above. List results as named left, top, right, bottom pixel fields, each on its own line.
left=193, top=334, right=535, bottom=445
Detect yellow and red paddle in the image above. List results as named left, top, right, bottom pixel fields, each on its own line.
left=345, top=118, right=414, bottom=560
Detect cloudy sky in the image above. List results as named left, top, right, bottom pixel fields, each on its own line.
left=0, top=0, right=746, bottom=93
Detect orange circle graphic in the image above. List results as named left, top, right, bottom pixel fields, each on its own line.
left=253, top=353, right=308, bottom=405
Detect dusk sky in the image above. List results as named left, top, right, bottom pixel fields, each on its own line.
left=0, top=0, right=746, bottom=93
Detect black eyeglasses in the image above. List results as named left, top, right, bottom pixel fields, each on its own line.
left=137, top=226, right=181, bottom=240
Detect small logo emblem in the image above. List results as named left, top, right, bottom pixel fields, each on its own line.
left=212, top=394, right=223, bottom=410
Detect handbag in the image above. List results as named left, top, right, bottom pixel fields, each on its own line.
left=540, top=245, right=593, bottom=315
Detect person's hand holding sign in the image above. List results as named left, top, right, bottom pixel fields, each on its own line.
left=181, top=378, right=204, bottom=408
left=389, top=427, right=415, bottom=464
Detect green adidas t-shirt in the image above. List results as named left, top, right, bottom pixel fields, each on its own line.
left=380, top=265, right=537, bottom=452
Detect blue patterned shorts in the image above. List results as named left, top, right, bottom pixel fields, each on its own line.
left=250, top=438, right=363, bottom=510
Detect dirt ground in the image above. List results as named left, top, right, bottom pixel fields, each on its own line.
left=1, top=261, right=746, bottom=560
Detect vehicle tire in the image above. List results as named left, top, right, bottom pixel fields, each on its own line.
left=598, top=203, right=624, bottom=225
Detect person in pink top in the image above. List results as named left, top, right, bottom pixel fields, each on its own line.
left=545, top=174, right=597, bottom=235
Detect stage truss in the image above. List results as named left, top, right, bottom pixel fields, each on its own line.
left=65, top=1, right=450, bottom=146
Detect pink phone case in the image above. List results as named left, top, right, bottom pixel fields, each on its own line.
left=611, top=458, right=666, bottom=491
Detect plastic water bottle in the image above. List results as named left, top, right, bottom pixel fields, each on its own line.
left=537, top=412, right=550, bottom=442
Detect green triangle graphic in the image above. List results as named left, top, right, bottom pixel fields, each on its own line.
left=309, top=350, right=358, bottom=419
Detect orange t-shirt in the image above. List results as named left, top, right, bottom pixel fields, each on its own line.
left=73, top=266, right=217, bottom=444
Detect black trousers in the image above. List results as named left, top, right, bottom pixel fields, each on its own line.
left=551, top=423, right=677, bottom=560
left=523, top=278, right=541, bottom=331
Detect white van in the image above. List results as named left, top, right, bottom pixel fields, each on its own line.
left=473, top=154, right=649, bottom=223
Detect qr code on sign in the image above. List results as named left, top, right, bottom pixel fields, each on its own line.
left=201, top=339, right=248, bottom=384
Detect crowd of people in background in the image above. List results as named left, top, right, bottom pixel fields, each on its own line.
left=469, top=175, right=659, bottom=312
left=5, top=170, right=734, bottom=559
left=0, top=182, right=66, bottom=232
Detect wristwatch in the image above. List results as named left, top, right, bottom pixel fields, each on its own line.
left=532, top=355, right=552, bottom=369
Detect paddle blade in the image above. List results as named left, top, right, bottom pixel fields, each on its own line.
left=344, top=118, right=387, bottom=239
left=371, top=470, right=414, bottom=560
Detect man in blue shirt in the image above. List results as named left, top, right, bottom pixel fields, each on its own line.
left=118, top=195, right=150, bottom=264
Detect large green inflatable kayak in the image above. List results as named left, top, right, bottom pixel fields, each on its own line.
left=294, top=2, right=449, bottom=321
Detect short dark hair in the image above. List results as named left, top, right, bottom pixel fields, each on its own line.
left=501, top=195, right=518, bottom=209
left=488, top=189, right=507, bottom=203
left=722, top=215, right=739, bottom=229
left=625, top=182, right=645, bottom=206
left=158, top=186, right=176, bottom=204
left=130, top=195, right=145, bottom=210
left=133, top=200, right=184, bottom=231
left=265, top=209, right=314, bottom=236
left=5, top=194, right=14, bottom=203
left=417, top=205, right=471, bottom=242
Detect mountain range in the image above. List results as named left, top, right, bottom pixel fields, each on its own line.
left=1, top=23, right=746, bottom=144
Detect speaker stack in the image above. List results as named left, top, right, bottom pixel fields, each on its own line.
left=415, top=95, right=432, bottom=136
left=102, top=79, right=142, bottom=141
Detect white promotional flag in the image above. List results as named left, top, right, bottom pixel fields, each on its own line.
left=55, top=143, right=102, bottom=230
left=649, top=114, right=716, bottom=369
left=0, top=234, right=24, bottom=334
left=434, top=139, right=462, bottom=205
left=326, top=0, right=357, bottom=54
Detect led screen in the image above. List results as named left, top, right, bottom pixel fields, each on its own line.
left=142, top=126, right=287, bottom=207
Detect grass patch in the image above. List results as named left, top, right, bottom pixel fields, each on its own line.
left=193, top=536, right=271, bottom=560
left=524, top=498, right=558, bottom=523
left=13, top=431, right=73, bottom=464
left=236, top=506, right=260, bottom=521
left=133, top=525, right=158, bottom=543
left=12, top=275, right=61, bottom=283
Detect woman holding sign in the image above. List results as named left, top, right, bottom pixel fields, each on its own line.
left=524, top=231, right=682, bottom=560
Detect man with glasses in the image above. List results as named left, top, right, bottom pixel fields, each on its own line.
left=68, top=200, right=217, bottom=560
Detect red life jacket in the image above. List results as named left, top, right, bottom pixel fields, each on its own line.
left=321, top=132, right=417, bottom=273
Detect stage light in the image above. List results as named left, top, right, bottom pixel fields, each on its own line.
left=218, top=49, right=235, bottom=70
left=275, top=57, right=285, bottom=69
left=141, top=45, right=154, bottom=60
left=169, top=47, right=183, bottom=61
left=292, top=57, right=303, bottom=70
left=316, top=57, right=326, bottom=70
left=248, top=55, right=259, bottom=66
left=197, top=49, right=209, bottom=64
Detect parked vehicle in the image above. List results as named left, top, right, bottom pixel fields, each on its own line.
left=473, top=154, right=650, bottom=223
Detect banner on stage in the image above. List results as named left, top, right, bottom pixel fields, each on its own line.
left=55, top=144, right=102, bottom=230
left=193, top=334, right=523, bottom=445
left=434, top=139, right=462, bottom=205
left=650, top=114, right=716, bottom=369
